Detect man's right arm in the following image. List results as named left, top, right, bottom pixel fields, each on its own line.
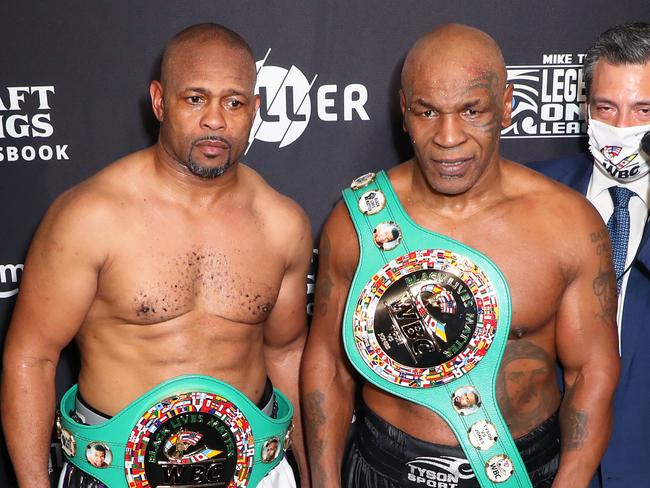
left=301, top=203, right=358, bottom=488
left=1, top=190, right=105, bottom=487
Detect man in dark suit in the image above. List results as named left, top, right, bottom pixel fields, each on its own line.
left=529, top=22, right=650, bottom=488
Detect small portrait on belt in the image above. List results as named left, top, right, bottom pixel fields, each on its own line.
left=373, top=221, right=401, bottom=251
left=86, top=442, right=112, bottom=468
left=261, top=437, right=280, bottom=463
left=452, top=386, right=482, bottom=415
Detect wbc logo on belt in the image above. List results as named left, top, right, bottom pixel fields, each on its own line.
left=353, top=249, right=498, bottom=388
left=162, top=430, right=223, bottom=464
left=125, top=392, right=254, bottom=487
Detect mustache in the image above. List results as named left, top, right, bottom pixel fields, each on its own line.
left=191, top=135, right=232, bottom=148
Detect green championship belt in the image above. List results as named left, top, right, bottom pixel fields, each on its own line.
left=342, top=171, right=532, bottom=487
left=57, top=374, right=294, bottom=487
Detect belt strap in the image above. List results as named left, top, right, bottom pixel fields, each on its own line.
left=57, top=375, right=293, bottom=487
left=341, top=171, right=531, bottom=487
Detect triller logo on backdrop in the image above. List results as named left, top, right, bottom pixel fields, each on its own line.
left=246, top=49, right=370, bottom=153
left=0, top=263, right=23, bottom=299
left=503, top=53, right=587, bottom=139
left=0, top=85, right=69, bottom=162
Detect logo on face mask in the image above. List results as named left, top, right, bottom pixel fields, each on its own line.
left=603, top=146, right=622, bottom=160
left=245, top=49, right=369, bottom=154
left=588, top=116, right=650, bottom=182
left=502, top=54, right=588, bottom=138
left=602, top=148, right=638, bottom=170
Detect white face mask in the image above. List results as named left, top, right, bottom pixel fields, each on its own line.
left=587, top=110, right=650, bottom=182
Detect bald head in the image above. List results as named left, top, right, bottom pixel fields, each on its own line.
left=161, top=23, right=256, bottom=87
left=398, top=24, right=513, bottom=196
left=401, top=24, right=506, bottom=95
left=150, top=23, right=260, bottom=180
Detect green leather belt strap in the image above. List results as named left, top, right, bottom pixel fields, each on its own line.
left=57, top=374, right=293, bottom=488
left=341, top=171, right=532, bottom=487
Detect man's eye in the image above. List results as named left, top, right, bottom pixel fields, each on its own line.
left=408, top=106, right=437, bottom=119
left=226, top=99, right=243, bottom=108
left=187, top=96, right=203, bottom=104
left=414, top=109, right=436, bottom=119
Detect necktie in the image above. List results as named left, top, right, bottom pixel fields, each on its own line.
left=606, top=186, right=634, bottom=292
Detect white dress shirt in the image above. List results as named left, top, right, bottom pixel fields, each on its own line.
left=586, top=163, right=649, bottom=350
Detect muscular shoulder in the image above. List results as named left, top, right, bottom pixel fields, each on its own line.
left=35, top=150, right=149, bottom=257
left=505, top=161, right=606, bottom=274
left=320, top=200, right=359, bottom=281
left=241, top=165, right=312, bottom=261
left=507, top=161, right=597, bottom=218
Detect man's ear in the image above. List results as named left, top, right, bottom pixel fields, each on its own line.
left=254, top=93, right=260, bottom=116
left=502, top=83, right=514, bottom=128
left=400, top=89, right=408, bottom=133
left=150, top=80, right=164, bottom=122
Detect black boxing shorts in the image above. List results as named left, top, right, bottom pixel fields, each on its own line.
left=343, top=401, right=559, bottom=488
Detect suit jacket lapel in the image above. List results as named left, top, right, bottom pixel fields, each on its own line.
left=637, top=219, right=650, bottom=271
left=619, top=193, right=650, bottom=375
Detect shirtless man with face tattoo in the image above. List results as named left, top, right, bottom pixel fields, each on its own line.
left=2, top=23, right=311, bottom=488
left=302, top=24, right=619, bottom=488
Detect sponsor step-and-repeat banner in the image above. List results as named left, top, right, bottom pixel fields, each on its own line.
left=0, top=264, right=22, bottom=300
left=1, top=1, right=647, bottom=485
left=0, top=85, right=69, bottom=163
left=248, top=48, right=370, bottom=153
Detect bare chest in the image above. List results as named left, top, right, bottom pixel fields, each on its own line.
left=98, top=243, right=284, bottom=325
left=403, top=206, right=567, bottom=336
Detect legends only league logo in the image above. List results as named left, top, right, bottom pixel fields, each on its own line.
left=503, top=55, right=587, bottom=138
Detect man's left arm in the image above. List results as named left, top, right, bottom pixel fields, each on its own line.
left=263, top=208, right=313, bottom=487
left=553, top=217, right=620, bottom=488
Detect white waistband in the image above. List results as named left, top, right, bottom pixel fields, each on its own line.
left=74, top=389, right=276, bottom=425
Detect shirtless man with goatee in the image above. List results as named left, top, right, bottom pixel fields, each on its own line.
left=2, top=23, right=311, bottom=488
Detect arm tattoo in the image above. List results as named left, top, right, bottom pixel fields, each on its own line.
left=590, top=228, right=616, bottom=328
left=315, top=232, right=334, bottom=316
left=303, top=390, right=329, bottom=484
left=565, top=408, right=588, bottom=451
left=496, top=340, right=556, bottom=433
left=560, top=384, right=588, bottom=451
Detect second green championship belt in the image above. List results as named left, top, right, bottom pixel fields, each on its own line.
left=342, top=171, right=532, bottom=487
left=57, top=375, right=294, bottom=488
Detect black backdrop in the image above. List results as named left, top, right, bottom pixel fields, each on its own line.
left=1, top=1, right=648, bottom=485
